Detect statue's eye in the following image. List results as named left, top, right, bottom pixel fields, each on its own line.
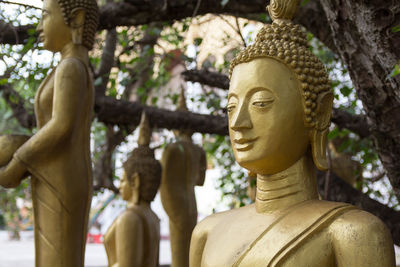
left=227, top=104, right=236, bottom=113
left=252, top=100, right=273, bottom=108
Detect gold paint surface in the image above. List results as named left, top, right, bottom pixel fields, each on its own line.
left=0, top=0, right=98, bottom=266
left=189, top=1, right=395, bottom=266
left=104, top=117, right=161, bottom=267
left=161, top=139, right=206, bottom=267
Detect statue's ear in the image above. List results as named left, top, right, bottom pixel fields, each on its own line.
left=311, top=91, right=333, bottom=171
left=70, top=8, right=85, bottom=45
left=131, top=172, right=140, bottom=189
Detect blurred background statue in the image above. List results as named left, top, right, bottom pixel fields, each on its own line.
left=104, top=113, right=161, bottom=267
left=160, top=89, right=207, bottom=267
left=0, top=0, right=98, bottom=266
left=190, top=0, right=395, bottom=266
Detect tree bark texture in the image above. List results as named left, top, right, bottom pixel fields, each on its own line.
left=319, top=0, right=400, bottom=199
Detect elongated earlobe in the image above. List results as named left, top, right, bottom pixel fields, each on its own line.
left=311, top=128, right=329, bottom=171
left=131, top=172, right=140, bottom=204
left=310, top=91, right=333, bottom=171
left=70, top=8, right=86, bottom=45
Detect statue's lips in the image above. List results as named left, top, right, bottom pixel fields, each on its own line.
left=233, top=137, right=258, bottom=151
left=39, top=34, right=45, bottom=42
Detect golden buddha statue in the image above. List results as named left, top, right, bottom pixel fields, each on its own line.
left=160, top=89, right=207, bottom=267
left=189, top=0, right=396, bottom=266
left=104, top=113, right=161, bottom=267
left=0, top=0, right=98, bottom=266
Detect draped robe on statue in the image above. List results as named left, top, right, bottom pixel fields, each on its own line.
left=232, top=200, right=356, bottom=267
left=14, top=58, right=94, bottom=267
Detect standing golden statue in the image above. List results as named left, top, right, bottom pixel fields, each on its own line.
left=104, top=113, right=161, bottom=267
left=160, top=89, right=207, bottom=267
left=0, top=0, right=98, bottom=266
left=189, top=0, right=395, bottom=266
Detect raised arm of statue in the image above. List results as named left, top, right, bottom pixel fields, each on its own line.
left=14, top=58, right=88, bottom=167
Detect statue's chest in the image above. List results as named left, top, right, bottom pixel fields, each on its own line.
left=201, top=216, right=334, bottom=267
left=202, top=215, right=272, bottom=267
left=35, top=75, right=54, bottom=126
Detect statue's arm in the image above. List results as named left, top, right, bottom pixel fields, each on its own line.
left=14, top=58, right=87, bottom=164
left=190, top=215, right=218, bottom=267
left=0, top=158, right=28, bottom=188
left=115, top=212, right=144, bottom=267
left=330, top=209, right=395, bottom=267
left=104, top=219, right=117, bottom=266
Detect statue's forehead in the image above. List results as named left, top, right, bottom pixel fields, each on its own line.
left=229, top=58, right=296, bottom=97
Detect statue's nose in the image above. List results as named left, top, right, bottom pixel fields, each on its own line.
left=230, top=104, right=252, bottom=131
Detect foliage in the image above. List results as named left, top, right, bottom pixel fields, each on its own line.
left=0, top=1, right=398, bottom=239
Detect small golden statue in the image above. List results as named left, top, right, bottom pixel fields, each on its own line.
left=0, top=0, right=98, bottom=266
left=160, top=89, right=207, bottom=267
left=104, top=113, right=161, bottom=267
left=189, top=0, right=395, bottom=266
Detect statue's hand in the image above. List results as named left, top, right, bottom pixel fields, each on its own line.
left=0, top=157, right=28, bottom=188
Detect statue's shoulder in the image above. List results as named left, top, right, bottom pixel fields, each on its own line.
left=327, top=206, right=395, bottom=266
left=193, top=204, right=254, bottom=238
left=55, top=58, right=87, bottom=80
left=116, top=209, right=143, bottom=228
left=329, top=207, right=391, bottom=241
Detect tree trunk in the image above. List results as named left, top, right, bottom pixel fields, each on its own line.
left=319, top=0, right=400, bottom=199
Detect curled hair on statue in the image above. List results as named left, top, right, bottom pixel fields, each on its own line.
left=56, top=0, right=99, bottom=49
left=123, top=146, right=161, bottom=203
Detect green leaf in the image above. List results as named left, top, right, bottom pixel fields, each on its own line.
left=391, top=25, right=400, bottom=33
left=340, top=86, right=352, bottom=97
left=328, top=128, right=339, bottom=139
left=194, top=37, right=203, bottom=46
left=301, top=0, right=310, bottom=6
left=389, top=64, right=400, bottom=77
left=0, top=78, right=8, bottom=85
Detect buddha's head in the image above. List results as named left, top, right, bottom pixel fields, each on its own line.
left=121, top=145, right=162, bottom=204
left=37, top=0, right=99, bottom=52
left=120, top=112, right=161, bottom=203
left=228, top=0, right=332, bottom=175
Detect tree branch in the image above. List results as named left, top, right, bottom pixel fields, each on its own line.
left=0, top=0, right=335, bottom=50
left=0, top=83, right=35, bottom=129
left=95, top=96, right=229, bottom=135
left=93, top=124, right=133, bottom=193
left=331, top=109, right=370, bottom=138
left=94, top=28, right=117, bottom=96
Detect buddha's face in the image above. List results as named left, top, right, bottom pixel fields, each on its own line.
left=228, top=58, right=310, bottom=175
left=37, top=0, right=72, bottom=52
left=119, top=172, right=132, bottom=201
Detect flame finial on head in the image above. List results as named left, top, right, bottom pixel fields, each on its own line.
left=267, top=0, right=301, bottom=23
left=138, top=112, right=151, bottom=146
left=177, top=87, right=188, bottom=112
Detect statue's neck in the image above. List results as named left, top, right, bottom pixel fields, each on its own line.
left=255, top=155, right=318, bottom=214
left=60, top=42, right=89, bottom=63
left=127, top=200, right=151, bottom=210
